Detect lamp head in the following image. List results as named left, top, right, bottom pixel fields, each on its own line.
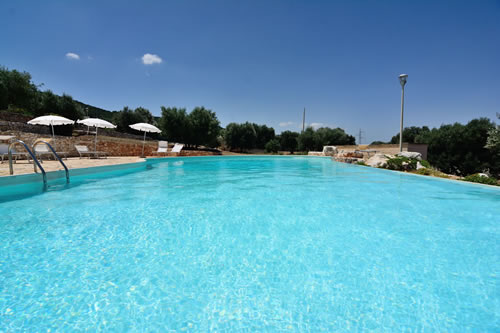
left=399, top=74, right=408, bottom=87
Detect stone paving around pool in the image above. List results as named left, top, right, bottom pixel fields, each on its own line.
left=0, top=157, right=144, bottom=177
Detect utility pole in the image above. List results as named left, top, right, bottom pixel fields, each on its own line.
left=399, top=74, right=408, bottom=152
left=302, top=107, right=306, bottom=133
left=358, top=128, right=364, bottom=145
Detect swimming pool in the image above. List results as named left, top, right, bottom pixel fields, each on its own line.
left=1, top=156, right=499, bottom=331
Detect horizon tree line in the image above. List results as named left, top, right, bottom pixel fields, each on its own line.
left=1, top=65, right=498, bottom=177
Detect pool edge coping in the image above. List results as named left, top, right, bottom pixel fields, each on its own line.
left=1, top=155, right=498, bottom=192
left=0, top=159, right=147, bottom=186
left=0, top=155, right=325, bottom=186
left=338, top=160, right=500, bottom=191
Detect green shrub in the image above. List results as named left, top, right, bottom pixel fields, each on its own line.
left=265, top=138, right=281, bottom=153
left=463, top=174, right=499, bottom=186
left=389, top=119, right=500, bottom=177
left=5, top=106, right=32, bottom=116
left=356, top=161, right=367, bottom=166
left=420, top=160, right=431, bottom=168
left=386, top=156, right=417, bottom=171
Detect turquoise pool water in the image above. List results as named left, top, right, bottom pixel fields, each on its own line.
left=0, top=156, right=499, bottom=331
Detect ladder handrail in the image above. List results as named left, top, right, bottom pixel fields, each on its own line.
left=32, top=141, right=70, bottom=183
left=8, top=139, right=47, bottom=187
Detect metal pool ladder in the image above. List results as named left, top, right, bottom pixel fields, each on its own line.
left=7, top=139, right=70, bottom=187
left=8, top=139, right=48, bottom=187
left=32, top=141, right=70, bottom=184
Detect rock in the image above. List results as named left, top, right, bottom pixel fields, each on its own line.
left=345, top=151, right=364, bottom=158
left=416, top=161, right=425, bottom=170
left=322, top=146, right=337, bottom=156
left=366, top=154, right=390, bottom=168
left=397, top=151, right=422, bottom=160
left=308, top=151, right=324, bottom=156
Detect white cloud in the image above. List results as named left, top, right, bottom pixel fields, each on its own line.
left=279, top=121, right=294, bottom=127
left=310, top=122, right=324, bottom=129
left=65, top=52, right=80, bottom=60
left=142, top=53, right=162, bottom=65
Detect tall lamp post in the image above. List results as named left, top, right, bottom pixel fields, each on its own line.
left=398, top=74, right=408, bottom=152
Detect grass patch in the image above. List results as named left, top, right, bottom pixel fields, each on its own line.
left=462, top=174, right=499, bottom=186
left=415, top=168, right=449, bottom=178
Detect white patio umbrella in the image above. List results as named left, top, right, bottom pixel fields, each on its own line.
left=77, top=118, right=117, bottom=151
left=129, top=123, right=161, bottom=157
left=27, top=115, right=75, bottom=149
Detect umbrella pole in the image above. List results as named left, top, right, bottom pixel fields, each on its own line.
left=95, top=127, right=98, bottom=152
left=51, top=122, right=56, bottom=150
left=142, top=131, right=146, bottom=157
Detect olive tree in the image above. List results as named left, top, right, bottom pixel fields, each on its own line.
left=280, top=130, right=299, bottom=153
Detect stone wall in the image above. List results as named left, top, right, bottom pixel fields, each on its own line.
left=0, top=120, right=51, bottom=135
left=335, top=143, right=427, bottom=159
left=0, top=130, right=221, bottom=157
left=177, top=150, right=222, bottom=157
left=0, top=111, right=33, bottom=123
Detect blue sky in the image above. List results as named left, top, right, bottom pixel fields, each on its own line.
left=1, top=0, right=499, bottom=143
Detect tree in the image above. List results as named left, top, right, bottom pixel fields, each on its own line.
left=134, top=107, right=154, bottom=124
left=58, top=94, right=83, bottom=120
left=37, top=90, right=60, bottom=117
left=419, top=118, right=498, bottom=176
left=158, top=107, right=190, bottom=143
left=188, top=106, right=221, bottom=147
left=112, top=106, right=154, bottom=134
left=254, top=124, right=275, bottom=149
left=158, top=106, right=221, bottom=147
left=0, top=69, right=9, bottom=110
left=390, top=126, right=430, bottom=144
left=485, top=113, right=500, bottom=154
left=223, top=123, right=238, bottom=149
left=297, top=126, right=355, bottom=152
left=313, top=127, right=355, bottom=150
left=0, top=66, right=39, bottom=112
left=224, top=122, right=257, bottom=151
left=265, top=138, right=280, bottom=153
left=280, top=130, right=299, bottom=153
left=113, top=106, right=147, bottom=133
left=297, top=127, right=315, bottom=152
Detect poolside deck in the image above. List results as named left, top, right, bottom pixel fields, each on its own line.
left=0, top=157, right=144, bottom=177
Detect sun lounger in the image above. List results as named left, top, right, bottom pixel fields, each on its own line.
left=154, top=141, right=168, bottom=156
left=0, top=136, right=34, bottom=163
left=75, top=145, right=108, bottom=159
left=34, top=144, right=67, bottom=161
left=171, top=143, right=184, bottom=155
left=0, top=148, right=30, bottom=163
